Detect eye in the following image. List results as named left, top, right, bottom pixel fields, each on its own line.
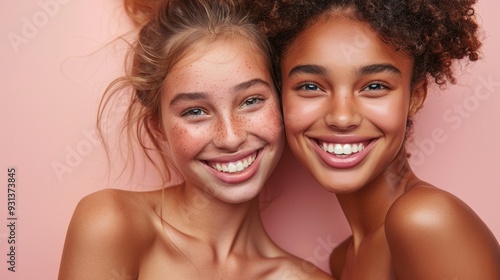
left=182, top=108, right=207, bottom=117
left=362, top=82, right=389, bottom=91
left=296, top=82, right=321, bottom=91
left=242, top=97, right=263, bottom=107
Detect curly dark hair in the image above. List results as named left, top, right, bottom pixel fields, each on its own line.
left=253, top=0, right=482, bottom=87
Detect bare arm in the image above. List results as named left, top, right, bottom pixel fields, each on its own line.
left=58, top=190, right=146, bottom=280
left=385, top=186, right=500, bottom=280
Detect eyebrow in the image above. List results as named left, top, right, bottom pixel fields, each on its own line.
left=287, top=63, right=401, bottom=78
left=233, top=78, right=271, bottom=92
left=288, top=64, right=328, bottom=78
left=169, top=92, right=208, bottom=106
left=358, top=63, right=401, bottom=76
left=169, top=78, right=271, bottom=106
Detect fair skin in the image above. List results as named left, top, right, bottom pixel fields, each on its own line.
left=281, top=12, right=500, bottom=280
left=59, top=38, right=332, bottom=279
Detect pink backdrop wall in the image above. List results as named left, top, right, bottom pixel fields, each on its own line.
left=1, top=0, right=499, bottom=278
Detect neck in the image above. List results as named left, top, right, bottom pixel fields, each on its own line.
left=336, top=148, right=417, bottom=244
left=164, top=184, right=269, bottom=261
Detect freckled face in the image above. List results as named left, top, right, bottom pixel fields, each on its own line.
left=160, top=39, right=284, bottom=204
left=281, top=15, right=416, bottom=193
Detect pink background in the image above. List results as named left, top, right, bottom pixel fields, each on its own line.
left=1, top=0, right=499, bottom=278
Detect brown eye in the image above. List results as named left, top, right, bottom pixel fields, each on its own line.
left=363, top=82, right=389, bottom=91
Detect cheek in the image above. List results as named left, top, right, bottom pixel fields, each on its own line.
left=166, top=122, right=208, bottom=160
left=252, top=100, right=284, bottom=146
left=365, top=98, right=409, bottom=135
left=262, top=106, right=284, bottom=141
left=282, top=93, right=320, bottom=134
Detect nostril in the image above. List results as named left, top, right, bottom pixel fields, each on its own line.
left=213, top=121, right=247, bottom=151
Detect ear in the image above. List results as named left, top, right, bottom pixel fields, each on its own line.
left=408, top=79, right=428, bottom=118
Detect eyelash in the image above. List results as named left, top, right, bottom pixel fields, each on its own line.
left=180, top=96, right=265, bottom=117
left=362, top=81, right=390, bottom=91
left=295, top=80, right=391, bottom=95
left=295, top=82, right=322, bottom=92
left=242, top=96, right=264, bottom=108
left=181, top=107, right=207, bottom=117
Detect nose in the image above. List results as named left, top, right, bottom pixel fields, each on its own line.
left=212, top=115, right=246, bottom=152
left=324, top=93, right=361, bottom=130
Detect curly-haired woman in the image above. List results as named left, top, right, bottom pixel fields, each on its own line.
left=254, top=0, right=500, bottom=278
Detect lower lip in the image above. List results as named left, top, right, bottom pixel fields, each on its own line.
left=205, top=151, right=261, bottom=184
left=311, top=139, right=373, bottom=169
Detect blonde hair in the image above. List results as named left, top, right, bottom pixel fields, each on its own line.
left=97, top=0, right=275, bottom=184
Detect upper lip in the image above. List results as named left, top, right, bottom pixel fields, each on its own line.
left=310, top=135, right=376, bottom=144
left=201, top=149, right=260, bottom=164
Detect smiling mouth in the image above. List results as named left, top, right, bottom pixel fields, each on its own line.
left=318, top=141, right=366, bottom=156
left=207, top=152, right=258, bottom=173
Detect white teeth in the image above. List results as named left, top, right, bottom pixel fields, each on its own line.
left=343, top=144, right=352, bottom=155
left=352, top=144, right=358, bottom=153
left=236, top=161, right=244, bottom=172
left=320, top=142, right=365, bottom=155
left=325, top=143, right=333, bottom=153
left=228, top=163, right=237, bottom=173
left=334, top=144, right=343, bottom=154
left=209, top=153, right=256, bottom=173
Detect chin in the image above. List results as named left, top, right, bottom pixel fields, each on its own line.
left=206, top=180, right=264, bottom=205
left=311, top=172, right=366, bottom=194
left=217, top=189, right=261, bottom=204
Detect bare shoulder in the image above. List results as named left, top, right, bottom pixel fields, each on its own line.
left=385, top=184, right=496, bottom=236
left=329, top=236, right=351, bottom=279
left=68, top=189, right=155, bottom=239
left=385, top=184, right=500, bottom=279
left=59, top=189, right=157, bottom=279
